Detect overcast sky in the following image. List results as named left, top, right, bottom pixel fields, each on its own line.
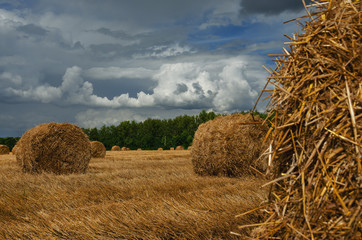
left=0, top=0, right=307, bottom=137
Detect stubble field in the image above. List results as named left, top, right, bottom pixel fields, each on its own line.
left=0, top=150, right=267, bottom=239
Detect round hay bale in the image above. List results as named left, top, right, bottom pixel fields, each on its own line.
left=170, top=147, right=174, bottom=150
left=121, top=147, right=127, bottom=151
left=0, top=145, right=10, bottom=155
left=157, top=148, right=163, bottom=151
left=90, top=141, right=106, bottom=158
left=111, top=145, right=121, bottom=151
left=15, top=122, right=91, bottom=174
left=137, top=148, right=142, bottom=151
left=191, top=114, right=269, bottom=177
left=126, top=147, right=130, bottom=151
left=176, top=146, right=184, bottom=150
left=188, top=146, right=192, bottom=151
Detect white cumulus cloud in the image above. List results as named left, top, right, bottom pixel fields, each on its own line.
left=84, top=66, right=155, bottom=80
left=6, top=65, right=155, bottom=108
left=213, top=62, right=258, bottom=111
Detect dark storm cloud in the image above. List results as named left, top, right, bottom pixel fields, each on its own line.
left=95, top=28, right=133, bottom=40
left=174, top=83, right=188, bottom=94
left=192, top=82, right=204, bottom=95
left=33, top=0, right=216, bottom=27
left=16, top=23, right=48, bottom=36
left=89, top=43, right=126, bottom=59
left=240, top=0, right=310, bottom=16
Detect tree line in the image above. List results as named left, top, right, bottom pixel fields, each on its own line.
left=0, top=110, right=267, bottom=151
left=82, top=110, right=218, bottom=150
left=0, top=137, right=20, bottom=151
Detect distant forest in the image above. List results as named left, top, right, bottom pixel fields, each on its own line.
left=0, top=110, right=267, bottom=151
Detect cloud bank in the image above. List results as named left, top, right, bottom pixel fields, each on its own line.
left=7, top=55, right=266, bottom=112
left=0, top=0, right=303, bottom=136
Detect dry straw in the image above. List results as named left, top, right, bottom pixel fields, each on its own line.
left=242, top=0, right=361, bottom=239
left=90, top=141, right=106, bottom=158
left=15, top=122, right=91, bottom=174
left=191, top=114, right=269, bottom=177
left=157, top=148, right=163, bottom=151
left=0, top=145, right=9, bottom=155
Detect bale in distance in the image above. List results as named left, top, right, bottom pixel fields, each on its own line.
left=121, top=147, right=127, bottom=151
left=191, top=114, right=269, bottom=177
left=157, top=148, right=163, bottom=151
left=137, top=148, right=142, bottom=151
left=111, top=145, right=121, bottom=151
left=90, top=141, right=106, bottom=158
left=0, top=145, right=10, bottom=155
left=176, top=146, right=184, bottom=150
left=170, top=147, right=174, bottom=150
left=15, top=122, right=91, bottom=174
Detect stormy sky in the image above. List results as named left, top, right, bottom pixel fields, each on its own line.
left=0, top=0, right=308, bottom=137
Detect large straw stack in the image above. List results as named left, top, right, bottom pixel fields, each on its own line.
left=243, top=1, right=361, bottom=239
left=15, top=123, right=91, bottom=174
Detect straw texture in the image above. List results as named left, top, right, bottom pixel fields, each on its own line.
left=11, top=145, right=17, bottom=155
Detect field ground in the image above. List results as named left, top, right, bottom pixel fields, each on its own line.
left=0, top=150, right=267, bottom=239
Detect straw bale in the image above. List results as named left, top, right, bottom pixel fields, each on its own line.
left=187, top=146, right=192, bottom=151
left=111, top=145, right=121, bottom=151
left=0, top=145, right=10, bottom=155
left=90, top=141, right=106, bottom=158
left=170, top=147, right=174, bottom=150
left=15, top=122, right=91, bottom=174
left=137, top=148, right=142, bottom=151
left=175, top=146, right=184, bottom=150
left=121, top=147, right=127, bottom=151
left=157, top=148, right=163, bottom=151
left=191, top=114, right=269, bottom=177
left=244, top=1, right=362, bottom=239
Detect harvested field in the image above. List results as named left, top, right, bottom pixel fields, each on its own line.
left=0, top=150, right=267, bottom=239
